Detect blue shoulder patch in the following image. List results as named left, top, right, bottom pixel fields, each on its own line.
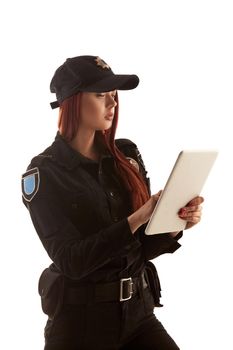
left=22, top=167, right=40, bottom=202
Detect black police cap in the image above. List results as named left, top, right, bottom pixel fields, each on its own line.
left=50, top=55, right=139, bottom=109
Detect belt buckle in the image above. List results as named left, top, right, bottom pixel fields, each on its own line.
left=120, top=277, right=133, bottom=302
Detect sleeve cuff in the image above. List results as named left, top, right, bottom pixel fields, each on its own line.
left=160, top=233, right=182, bottom=253
left=106, top=218, right=141, bottom=259
left=172, top=231, right=183, bottom=241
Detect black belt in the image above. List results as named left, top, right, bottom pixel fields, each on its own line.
left=64, top=272, right=148, bottom=304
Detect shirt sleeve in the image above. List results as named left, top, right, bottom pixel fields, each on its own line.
left=138, top=225, right=183, bottom=260
left=22, top=167, right=141, bottom=281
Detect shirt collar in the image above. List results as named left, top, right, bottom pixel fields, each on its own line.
left=51, top=131, right=113, bottom=170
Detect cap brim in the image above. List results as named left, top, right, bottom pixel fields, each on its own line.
left=81, top=74, right=139, bottom=92
left=50, top=74, right=139, bottom=108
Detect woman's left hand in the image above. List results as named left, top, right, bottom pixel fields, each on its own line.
left=178, top=196, right=204, bottom=230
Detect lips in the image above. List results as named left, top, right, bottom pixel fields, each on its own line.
left=105, top=113, right=114, bottom=120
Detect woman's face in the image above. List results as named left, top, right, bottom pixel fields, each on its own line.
left=79, top=91, right=117, bottom=131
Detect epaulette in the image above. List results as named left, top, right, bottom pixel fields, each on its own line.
left=115, top=138, right=146, bottom=173
left=115, top=139, right=139, bottom=171
left=115, top=138, right=137, bottom=149
left=115, top=138, right=151, bottom=195
left=29, top=154, right=53, bottom=169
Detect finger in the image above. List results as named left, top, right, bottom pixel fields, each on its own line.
left=187, top=196, right=204, bottom=206
left=178, top=206, right=202, bottom=217
left=181, top=205, right=202, bottom=212
left=185, top=216, right=201, bottom=229
left=181, top=215, right=201, bottom=224
left=186, top=216, right=201, bottom=224
left=179, top=211, right=202, bottom=219
left=183, top=212, right=202, bottom=219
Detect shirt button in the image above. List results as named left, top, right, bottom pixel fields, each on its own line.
left=113, top=216, right=119, bottom=222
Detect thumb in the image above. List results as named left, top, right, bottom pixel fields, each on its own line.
left=152, top=190, right=163, bottom=201
left=156, top=189, right=163, bottom=198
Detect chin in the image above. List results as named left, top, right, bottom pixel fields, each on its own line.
left=96, top=126, right=112, bottom=133
left=96, top=124, right=112, bottom=131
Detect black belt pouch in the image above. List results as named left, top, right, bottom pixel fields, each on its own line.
left=38, top=266, right=65, bottom=319
left=144, top=261, right=163, bottom=307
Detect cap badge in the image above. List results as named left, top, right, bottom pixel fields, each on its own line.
left=95, top=56, right=110, bottom=70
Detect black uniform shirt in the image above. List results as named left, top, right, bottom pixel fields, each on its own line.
left=22, top=132, right=182, bottom=287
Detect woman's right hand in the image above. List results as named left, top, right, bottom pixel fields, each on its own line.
left=127, top=190, right=162, bottom=234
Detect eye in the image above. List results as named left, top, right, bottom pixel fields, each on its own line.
left=96, top=93, right=116, bottom=100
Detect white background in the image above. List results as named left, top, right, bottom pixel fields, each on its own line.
left=1, top=1, right=232, bottom=349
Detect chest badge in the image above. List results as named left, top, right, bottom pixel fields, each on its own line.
left=22, top=167, right=40, bottom=202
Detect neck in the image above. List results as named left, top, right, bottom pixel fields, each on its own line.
left=69, top=129, right=100, bottom=161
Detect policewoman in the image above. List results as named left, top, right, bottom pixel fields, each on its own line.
left=22, top=55, right=204, bottom=349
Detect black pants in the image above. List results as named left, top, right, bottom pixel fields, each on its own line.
left=44, top=287, right=180, bottom=350
left=119, top=316, right=179, bottom=349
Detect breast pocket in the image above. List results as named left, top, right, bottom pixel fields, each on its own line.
left=66, top=191, right=97, bottom=233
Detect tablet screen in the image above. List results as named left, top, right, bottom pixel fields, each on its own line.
left=145, top=150, right=218, bottom=235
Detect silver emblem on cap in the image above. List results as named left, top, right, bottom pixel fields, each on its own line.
left=95, top=56, right=110, bottom=70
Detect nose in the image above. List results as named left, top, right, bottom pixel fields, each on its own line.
left=106, top=94, right=117, bottom=108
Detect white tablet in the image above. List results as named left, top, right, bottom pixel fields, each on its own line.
left=145, top=150, right=218, bottom=235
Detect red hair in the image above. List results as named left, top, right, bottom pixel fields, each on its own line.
left=58, top=93, right=150, bottom=212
